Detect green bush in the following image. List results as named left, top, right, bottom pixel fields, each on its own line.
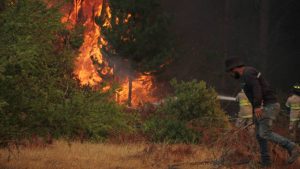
left=61, top=90, right=132, bottom=141
left=143, top=79, right=229, bottom=143
left=0, top=0, right=132, bottom=145
left=144, top=116, right=200, bottom=143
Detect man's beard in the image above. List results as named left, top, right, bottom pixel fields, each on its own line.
left=231, top=72, right=240, bottom=79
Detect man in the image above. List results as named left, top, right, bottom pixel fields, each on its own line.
left=235, top=89, right=253, bottom=130
left=286, top=83, right=300, bottom=142
left=225, top=57, right=300, bottom=167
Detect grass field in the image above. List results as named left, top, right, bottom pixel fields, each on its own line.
left=0, top=140, right=221, bottom=169
left=1, top=140, right=300, bottom=169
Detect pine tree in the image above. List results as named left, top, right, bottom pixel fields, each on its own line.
left=0, top=0, right=130, bottom=145
left=99, top=0, right=174, bottom=73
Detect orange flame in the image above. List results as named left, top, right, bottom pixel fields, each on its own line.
left=117, top=75, right=159, bottom=107
left=61, top=0, right=112, bottom=86
left=61, top=0, right=82, bottom=30
left=61, top=0, right=159, bottom=107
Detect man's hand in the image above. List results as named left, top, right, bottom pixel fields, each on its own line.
left=254, top=107, right=263, bottom=119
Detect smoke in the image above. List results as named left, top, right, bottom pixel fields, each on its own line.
left=103, top=51, right=136, bottom=80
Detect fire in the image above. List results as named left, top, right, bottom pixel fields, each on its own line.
left=61, top=0, right=158, bottom=107
left=60, top=0, right=82, bottom=30
left=117, top=75, right=159, bottom=107
left=63, top=0, right=113, bottom=86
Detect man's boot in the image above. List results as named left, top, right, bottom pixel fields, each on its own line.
left=288, top=145, right=300, bottom=164
left=259, top=156, right=271, bottom=168
left=259, top=161, right=271, bottom=168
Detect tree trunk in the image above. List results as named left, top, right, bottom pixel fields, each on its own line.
left=127, top=76, right=132, bottom=107
left=221, top=0, right=232, bottom=91
left=224, top=0, right=232, bottom=59
left=0, top=0, right=5, bottom=12
left=259, top=0, right=270, bottom=73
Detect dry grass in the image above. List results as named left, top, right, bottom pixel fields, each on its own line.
left=0, top=139, right=300, bottom=169
left=0, top=140, right=220, bottom=169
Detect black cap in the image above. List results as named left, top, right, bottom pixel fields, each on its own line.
left=225, top=57, right=245, bottom=72
left=293, top=83, right=300, bottom=95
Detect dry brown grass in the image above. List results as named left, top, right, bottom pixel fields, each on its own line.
left=0, top=140, right=220, bottom=169
left=0, top=139, right=300, bottom=169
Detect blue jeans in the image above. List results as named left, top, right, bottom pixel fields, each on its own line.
left=254, top=103, right=296, bottom=163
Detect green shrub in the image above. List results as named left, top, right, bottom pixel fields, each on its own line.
left=144, top=116, right=200, bottom=143
left=0, top=0, right=132, bottom=144
left=61, top=90, right=132, bottom=141
left=143, top=79, right=229, bottom=143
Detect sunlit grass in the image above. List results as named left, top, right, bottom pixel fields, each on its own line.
left=0, top=140, right=218, bottom=169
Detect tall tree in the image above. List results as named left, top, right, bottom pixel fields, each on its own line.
left=0, top=0, right=73, bottom=140
left=224, top=0, right=232, bottom=59
left=0, top=0, right=129, bottom=144
left=99, top=0, right=174, bottom=73
left=259, top=0, right=270, bottom=73
left=98, top=0, right=174, bottom=105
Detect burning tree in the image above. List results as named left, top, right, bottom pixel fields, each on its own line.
left=98, top=0, right=175, bottom=106
left=99, top=0, right=174, bottom=72
left=61, top=0, right=114, bottom=87
left=60, top=0, right=174, bottom=107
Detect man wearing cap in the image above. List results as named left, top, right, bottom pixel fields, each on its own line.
left=225, top=57, right=300, bottom=167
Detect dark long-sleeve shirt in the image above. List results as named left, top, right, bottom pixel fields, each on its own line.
left=241, top=67, right=277, bottom=109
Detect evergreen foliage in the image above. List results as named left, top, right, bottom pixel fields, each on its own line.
left=98, top=0, right=174, bottom=73
left=143, top=79, right=230, bottom=143
left=0, top=0, right=130, bottom=146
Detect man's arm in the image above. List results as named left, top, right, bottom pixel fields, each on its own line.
left=244, top=70, right=263, bottom=118
left=245, top=71, right=263, bottom=109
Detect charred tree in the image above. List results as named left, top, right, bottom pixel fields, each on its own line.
left=128, top=76, right=132, bottom=107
